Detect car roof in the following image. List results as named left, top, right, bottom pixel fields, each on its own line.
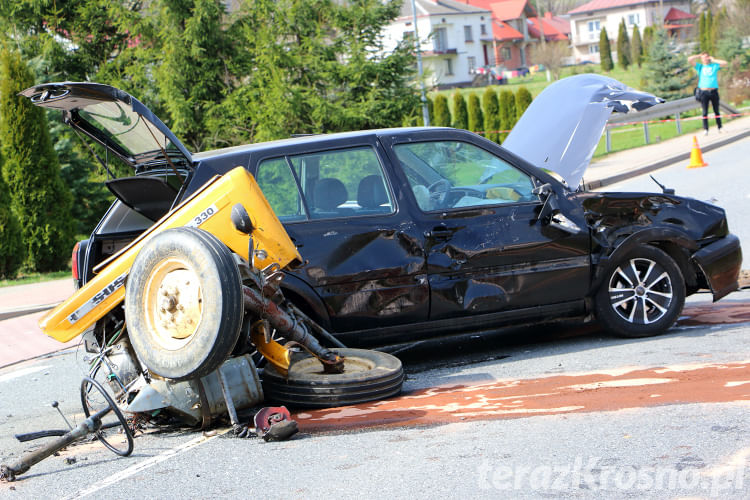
left=192, top=127, right=452, bottom=161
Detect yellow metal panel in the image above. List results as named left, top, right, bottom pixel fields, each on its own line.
left=39, top=167, right=302, bottom=343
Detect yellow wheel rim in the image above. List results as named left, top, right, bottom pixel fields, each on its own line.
left=142, top=257, right=203, bottom=350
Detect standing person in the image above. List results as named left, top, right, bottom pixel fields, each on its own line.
left=688, top=52, right=728, bottom=135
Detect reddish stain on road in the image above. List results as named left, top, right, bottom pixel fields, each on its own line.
left=295, top=361, right=750, bottom=432
left=679, top=300, right=750, bottom=326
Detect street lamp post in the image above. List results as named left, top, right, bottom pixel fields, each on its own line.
left=410, top=0, right=430, bottom=126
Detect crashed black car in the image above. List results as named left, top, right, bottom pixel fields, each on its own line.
left=25, top=75, right=742, bottom=342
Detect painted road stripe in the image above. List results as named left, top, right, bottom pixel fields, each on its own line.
left=64, top=428, right=230, bottom=500
left=0, top=364, right=50, bottom=383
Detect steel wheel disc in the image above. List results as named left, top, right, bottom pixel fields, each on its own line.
left=142, top=257, right=204, bottom=350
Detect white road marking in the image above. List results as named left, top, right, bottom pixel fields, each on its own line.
left=0, top=364, right=50, bottom=383
left=64, top=428, right=230, bottom=500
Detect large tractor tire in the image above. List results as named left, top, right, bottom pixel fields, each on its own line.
left=262, top=348, right=404, bottom=408
left=125, top=227, right=243, bottom=381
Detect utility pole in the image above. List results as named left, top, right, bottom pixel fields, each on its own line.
left=411, top=0, right=430, bottom=126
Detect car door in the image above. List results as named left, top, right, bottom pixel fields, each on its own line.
left=384, top=133, right=591, bottom=321
left=251, top=139, right=429, bottom=333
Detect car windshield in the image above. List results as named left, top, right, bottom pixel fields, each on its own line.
left=78, top=101, right=180, bottom=157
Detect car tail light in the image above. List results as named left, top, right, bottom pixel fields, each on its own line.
left=71, top=241, right=81, bottom=281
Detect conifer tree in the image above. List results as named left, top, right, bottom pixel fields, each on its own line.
left=644, top=30, right=692, bottom=100
left=642, top=26, right=654, bottom=56
left=600, top=27, right=614, bottom=71
left=498, top=90, right=516, bottom=141
left=482, top=87, right=501, bottom=143
left=433, top=94, right=451, bottom=127
left=467, top=93, right=483, bottom=134
left=0, top=149, right=22, bottom=279
left=0, top=49, right=74, bottom=272
left=631, top=25, right=643, bottom=68
left=452, top=91, right=468, bottom=130
left=515, top=87, right=532, bottom=121
left=699, top=12, right=708, bottom=52
left=617, top=19, right=631, bottom=69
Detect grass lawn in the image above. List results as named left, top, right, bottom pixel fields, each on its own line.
left=0, top=270, right=70, bottom=288
left=593, top=111, right=707, bottom=157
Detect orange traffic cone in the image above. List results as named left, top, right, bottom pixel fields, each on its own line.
left=687, top=135, right=708, bottom=169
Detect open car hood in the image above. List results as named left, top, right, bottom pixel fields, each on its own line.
left=502, top=74, right=663, bottom=189
left=20, top=82, right=192, bottom=171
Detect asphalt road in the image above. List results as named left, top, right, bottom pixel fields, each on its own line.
left=1, top=140, right=749, bottom=498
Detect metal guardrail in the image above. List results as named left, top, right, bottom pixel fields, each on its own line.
left=604, top=97, right=740, bottom=152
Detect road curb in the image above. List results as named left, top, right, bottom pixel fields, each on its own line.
left=0, top=302, right=61, bottom=322
left=584, top=128, right=750, bottom=190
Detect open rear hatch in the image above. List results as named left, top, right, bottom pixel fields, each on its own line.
left=20, top=82, right=193, bottom=172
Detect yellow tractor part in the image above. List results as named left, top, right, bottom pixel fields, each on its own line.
left=39, top=166, right=302, bottom=343
left=250, top=321, right=291, bottom=377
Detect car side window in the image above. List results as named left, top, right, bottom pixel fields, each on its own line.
left=256, top=157, right=306, bottom=222
left=288, top=147, right=394, bottom=220
left=393, top=141, right=535, bottom=212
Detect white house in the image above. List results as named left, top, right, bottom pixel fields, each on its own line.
left=567, top=0, right=693, bottom=63
left=380, top=0, right=493, bottom=88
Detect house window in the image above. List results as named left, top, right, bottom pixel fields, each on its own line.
left=468, top=56, right=476, bottom=73
left=464, top=25, right=473, bottom=42
left=501, top=47, right=511, bottom=60
left=403, top=30, right=415, bottom=41
left=587, top=20, right=600, bottom=40
left=589, top=44, right=600, bottom=54
left=480, top=24, right=487, bottom=35
left=446, top=58, right=453, bottom=75
left=627, top=14, right=640, bottom=25
left=434, top=27, right=448, bottom=52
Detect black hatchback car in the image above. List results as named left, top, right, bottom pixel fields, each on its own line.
left=24, top=75, right=742, bottom=343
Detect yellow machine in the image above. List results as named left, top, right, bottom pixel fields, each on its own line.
left=39, top=167, right=301, bottom=343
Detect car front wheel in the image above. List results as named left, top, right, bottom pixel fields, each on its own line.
left=595, top=245, right=686, bottom=338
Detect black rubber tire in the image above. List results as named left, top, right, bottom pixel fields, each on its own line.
left=595, top=245, right=686, bottom=338
left=262, top=348, right=404, bottom=408
left=125, top=227, right=243, bottom=381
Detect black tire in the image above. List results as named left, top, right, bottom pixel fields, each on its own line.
left=262, top=348, right=404, bottom=408
left=125, top=227, right=243, bottom=381
left=595, top=245, right=686, bottom=338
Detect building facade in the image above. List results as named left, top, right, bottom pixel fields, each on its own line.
left=381, top=0, right=493, bottom=88
left=568, top=0, right=693, bottom=63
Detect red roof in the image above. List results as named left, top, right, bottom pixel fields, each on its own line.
left=568, top=0, right=647, bottom=15
left=492, top=19, right=524, bottom=40
left=664, top=23, right=694, bottom=29
left=466, top=0, right=536, bottom=21
left=543, top=11, right=571, bottom=35
left=527, top=17, right=568, bottom=40
left=664, top=7, right=695, bottom=21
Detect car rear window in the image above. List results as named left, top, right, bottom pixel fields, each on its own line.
left=256, top=147, right=394, bottom=221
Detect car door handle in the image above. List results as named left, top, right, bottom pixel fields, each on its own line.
left=424, top=225, right=452, bottom=240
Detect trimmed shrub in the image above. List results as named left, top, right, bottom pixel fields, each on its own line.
left=515, top=87, right=532, bottom=121
left=0, top=49, right=74, bottom=272
left=433, top=94, right=451, bottom=127
left=617, top=18, right=631, bottom=70
left=451, top=91, right=468, bottom=130
left=600, top=27, right=613, bottom=71
left=482, top=87, right=500, bottom=143
left=498, top=89, right=516, bottom=141
left=467, top=92, right=483, bottom=134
